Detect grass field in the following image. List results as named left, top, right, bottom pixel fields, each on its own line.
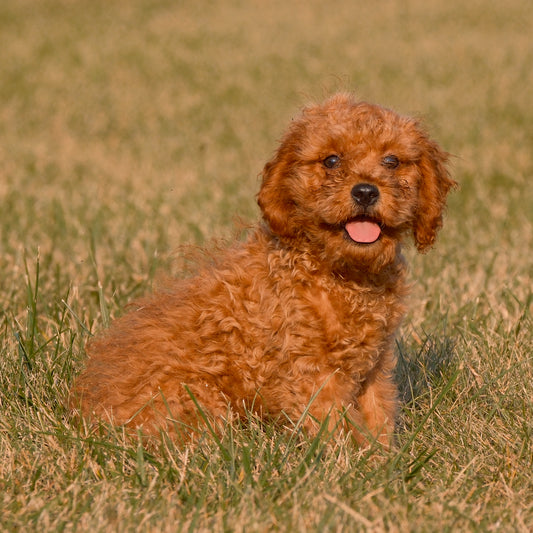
left=1, top=0, right=532, bottom=531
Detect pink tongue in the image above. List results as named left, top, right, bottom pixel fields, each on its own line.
left=345, top=220, right=381, bottom=243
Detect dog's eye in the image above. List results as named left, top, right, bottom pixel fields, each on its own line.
left=323, top=155, right=341, bottom=169
left=382, top=155, right=400, bottom=169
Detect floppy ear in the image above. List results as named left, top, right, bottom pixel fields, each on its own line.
left=257, top=149, right=299, bottom=238
left=413, top=138, right=457, bottom=252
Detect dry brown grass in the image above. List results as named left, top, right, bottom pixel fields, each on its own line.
left=1, top=0, right=531, bottom=531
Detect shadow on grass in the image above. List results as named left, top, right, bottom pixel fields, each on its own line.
left=395, top=330, right=457, bottom=406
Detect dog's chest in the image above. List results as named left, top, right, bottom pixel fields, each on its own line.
left=318, top=279, right=404, bottom=344
left=257, top=243, right=407, bottom=367
left=264, top=272, right=404, bottom=358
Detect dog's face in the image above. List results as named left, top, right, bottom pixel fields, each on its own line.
left=258, top=94, right=456, bottom=272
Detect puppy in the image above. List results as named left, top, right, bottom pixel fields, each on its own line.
left=73, top=93, right=456, bottom=446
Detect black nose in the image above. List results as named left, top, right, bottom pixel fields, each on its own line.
left=351, top=183, right=379, bottom=207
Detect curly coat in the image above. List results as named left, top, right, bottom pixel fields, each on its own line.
left=73, top=93, right=456, bottom=445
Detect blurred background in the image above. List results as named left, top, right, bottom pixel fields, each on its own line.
left=1, top=1, right=531, bottom=299
left=0, top=0, right=531, bottom=368
left=1, top=1, right=532, bottom=530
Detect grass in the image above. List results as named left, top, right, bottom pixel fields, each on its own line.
left=1, top=0, right=532, bottom=530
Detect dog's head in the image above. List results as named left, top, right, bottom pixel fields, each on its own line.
left=258, top=93, right=456, bottom=272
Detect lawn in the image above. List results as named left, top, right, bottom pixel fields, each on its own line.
left=1, top=0, right=532, bottom=531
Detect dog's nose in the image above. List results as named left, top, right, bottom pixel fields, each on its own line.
left=351, top=183, right=379, bottom=207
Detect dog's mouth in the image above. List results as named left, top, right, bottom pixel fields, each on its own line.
left=344, top=216, right=382, bottom=244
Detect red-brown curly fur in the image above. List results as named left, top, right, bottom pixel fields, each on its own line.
left=73, top=93, right=456, bottom=446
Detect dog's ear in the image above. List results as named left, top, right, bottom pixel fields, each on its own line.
left=413, top=138, right=457, bottom=252
left=257, top=150, right=299, bottom=238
